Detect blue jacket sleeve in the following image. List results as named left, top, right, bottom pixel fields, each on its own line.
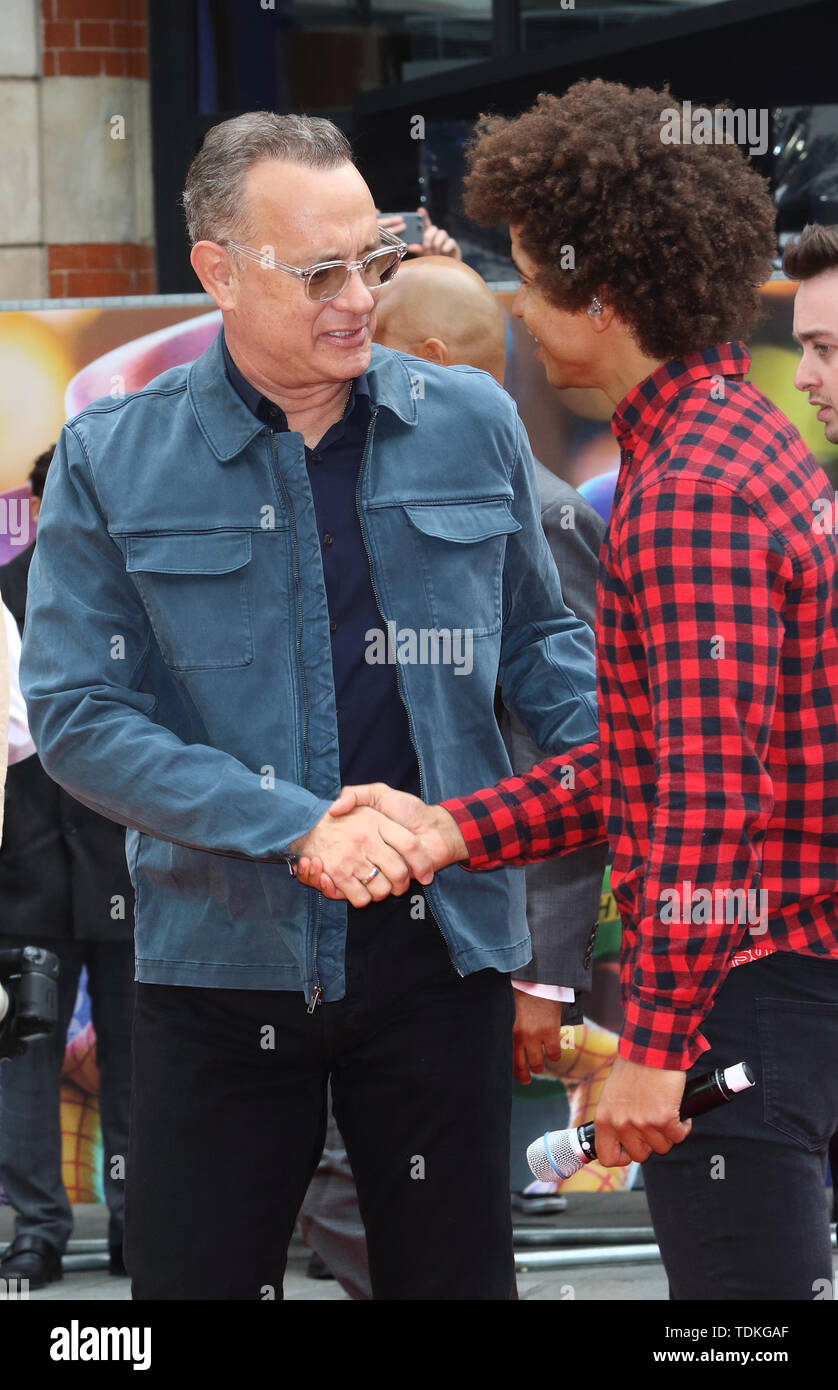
left=19, top=423, right=331, bottom=862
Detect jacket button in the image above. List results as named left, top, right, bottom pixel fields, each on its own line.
left=323, top=532, right=334, bottom=546
left=329, top=619, right=337, bottom=633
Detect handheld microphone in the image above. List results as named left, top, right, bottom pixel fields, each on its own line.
left=527, top=1061, right=755, bottom=1183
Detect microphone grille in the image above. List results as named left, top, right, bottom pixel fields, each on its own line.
left=526, top=1128, right=584, bottom=1183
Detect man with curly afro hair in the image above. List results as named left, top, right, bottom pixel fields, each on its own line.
left=462, top=80, right=776, bottom=378
left=305, top=80, right=838, bottom=1300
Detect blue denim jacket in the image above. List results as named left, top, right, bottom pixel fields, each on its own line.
left=20, top=331, right=598, bottom=1001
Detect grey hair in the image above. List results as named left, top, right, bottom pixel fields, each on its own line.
left=181, top=111, right=354, bottom=246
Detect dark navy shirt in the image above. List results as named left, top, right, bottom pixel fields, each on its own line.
left=222, top=333, right=421, bottom=795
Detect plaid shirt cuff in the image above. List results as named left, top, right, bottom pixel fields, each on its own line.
left=619, top=997, right=712, bottom=1070
left=443, top=795, right=504, bottom=870
left=441, top=741, right=604, bottom=871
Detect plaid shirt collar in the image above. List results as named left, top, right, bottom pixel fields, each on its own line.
left=611, top=341, right=752, bottom=452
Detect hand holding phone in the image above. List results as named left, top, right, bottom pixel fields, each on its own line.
left=378, top=210, right=426, bottom=247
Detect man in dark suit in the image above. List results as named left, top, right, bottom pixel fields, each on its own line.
left=0, top=448, right=136, bottom=1289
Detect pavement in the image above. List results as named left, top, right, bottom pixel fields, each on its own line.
left=2, top=1191, right=835, bottom=1301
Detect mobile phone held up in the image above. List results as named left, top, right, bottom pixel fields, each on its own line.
left=381, top=211, right=425, bottom=246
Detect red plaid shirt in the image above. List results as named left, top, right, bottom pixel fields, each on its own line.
left=444, top=343, right=838, bottom=1069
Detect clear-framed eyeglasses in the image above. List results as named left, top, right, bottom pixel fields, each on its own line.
left=222, top=226, right=408, bottom=302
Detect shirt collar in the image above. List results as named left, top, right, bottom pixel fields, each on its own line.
left=611, top=342, right=752, bottom=451
left=221, top=328, right=370, bottom=429
left=189, top=327, right=418, bottom=461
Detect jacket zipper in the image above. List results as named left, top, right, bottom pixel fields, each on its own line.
left=354, top=407, right=463, bottom=978
left=268, top=431, right=321, bottom=1011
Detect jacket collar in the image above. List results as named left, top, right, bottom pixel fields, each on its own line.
left=188, top=328, right=418, bottom=461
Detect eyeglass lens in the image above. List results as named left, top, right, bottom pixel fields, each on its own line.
left=307, top=247, right=401, bottom=301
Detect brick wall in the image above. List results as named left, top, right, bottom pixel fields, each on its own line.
left=42, top=0, right=149, bottom=80
left=37, top=0, right=156, bottom=298
left=48, top=241, right=156, bottom=297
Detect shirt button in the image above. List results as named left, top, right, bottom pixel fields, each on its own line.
left=323, top=532, right=334, bottom=546
left=267, top=403, right=280, bottom=418
left=329, top=619, right=337, bottom=633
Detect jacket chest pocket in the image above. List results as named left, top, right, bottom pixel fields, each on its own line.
left=124, top=530, right=254, bottom=671
left=401, top=500, right=522, bottom=638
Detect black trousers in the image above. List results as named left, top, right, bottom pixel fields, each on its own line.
left=124, top=890, right=516, bottom=1300
left=644, top=950, right=838, bottom=1300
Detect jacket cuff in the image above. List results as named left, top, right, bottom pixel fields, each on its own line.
left=618, top=997, right=711, bottom=1070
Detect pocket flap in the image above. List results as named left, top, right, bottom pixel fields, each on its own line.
left=125, top=530, right=252, bottom=576
left=402, top=500, right=522, bottom=543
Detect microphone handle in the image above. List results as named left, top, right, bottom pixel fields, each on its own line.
left=576, top=1063, right=754, bottom=1162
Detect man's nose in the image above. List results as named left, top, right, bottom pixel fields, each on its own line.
left=333, top=266, right=376, bottom=313
left=511, top=284, right=526, bottom=318
left=794, top=351, right=818, bottom=392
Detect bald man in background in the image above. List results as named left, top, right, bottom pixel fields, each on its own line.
left=298, top=258, right=607, bottom=1295
left=373, top=256, right=506, bottom=382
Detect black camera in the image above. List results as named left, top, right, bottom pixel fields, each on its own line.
left=0, top=947, right=60, bottom=1061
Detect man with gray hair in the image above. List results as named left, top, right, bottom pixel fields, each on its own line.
left=20, top=112, right=598, bottom=1299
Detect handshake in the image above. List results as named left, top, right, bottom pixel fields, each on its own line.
left=286, top=785, right=468, bottom=907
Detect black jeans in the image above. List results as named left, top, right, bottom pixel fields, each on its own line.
left=644, top=950, right=838, bottom=1300
left=124, top=889, right=516, bottom=1300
